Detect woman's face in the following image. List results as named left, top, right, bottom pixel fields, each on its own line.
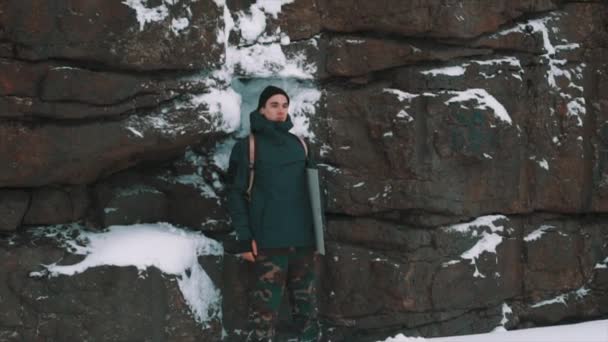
left=260, top=94, right=289, bottom=122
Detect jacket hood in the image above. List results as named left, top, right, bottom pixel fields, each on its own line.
left=249, top=110, right=294, bottom=135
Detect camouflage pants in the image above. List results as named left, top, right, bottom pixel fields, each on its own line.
left=246, top=247, right=320, bottom=342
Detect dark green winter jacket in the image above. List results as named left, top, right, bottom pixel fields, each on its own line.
left=226, top=110, right=315, bottom=251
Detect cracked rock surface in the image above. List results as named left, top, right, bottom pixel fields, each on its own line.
left=0, top=1, right=607, bottom=341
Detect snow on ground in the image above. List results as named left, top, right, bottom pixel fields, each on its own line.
left=442, top=215, right=508, bottom=278
left=30, top=223, right=223, bottom=328
left=379, top=319, right=608, bottom=342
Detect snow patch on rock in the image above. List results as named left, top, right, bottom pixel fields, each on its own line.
left=443, top=89, right=512, bottom=124
left=443, top=215, right=508, bottom=278
left=30, top=223, right=223, bottom=328
left=524, top=225, right=555, bottom=242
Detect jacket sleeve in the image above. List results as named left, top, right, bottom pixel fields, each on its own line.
left=226, top=140, right=254, bottom=248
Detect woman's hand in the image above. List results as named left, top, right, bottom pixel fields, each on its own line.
left=240, top=239, right=258, bottom=262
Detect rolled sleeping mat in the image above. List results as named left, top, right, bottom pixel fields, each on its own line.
left=307, top=167, right=325, bottom=255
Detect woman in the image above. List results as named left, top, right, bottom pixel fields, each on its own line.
left=226, top=85, right=322, bottom=342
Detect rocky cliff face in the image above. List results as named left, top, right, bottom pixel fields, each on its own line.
left=1, top=0, right=607, bottom=341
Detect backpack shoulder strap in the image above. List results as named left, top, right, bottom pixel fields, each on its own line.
left=295, top=135, right=308, bottom=157
left=246, top=134, right=255, bottom=201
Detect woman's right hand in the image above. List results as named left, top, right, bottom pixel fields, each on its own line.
left=240, top=239, right=258, bottom=262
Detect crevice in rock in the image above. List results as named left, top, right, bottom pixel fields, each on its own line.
left=322, top=29, right=482, bottom=49
left=316, top=7, right=559, bottom=47
left=0, top=93, right=187, bottom=126
left=3, top=90, right=168, bottom=108
left=519, top=309, right=608, bottom=330
left=581, top=56, right=598, bottom=211
left=329, top=209, right=442, bottom=227
left=325, top=212, right=361, bottom=220
left=576, top=253, right=588, bottom=285
left=428, top=264, right=439, bottom=311
left=355, top=56, right=523, bottom=84
left=325, top=209, right=608, bottom=233
left=518, top=217, right=528, bottom=298
left=341, top=303, right=504, bottom=335
left=4, top=47, right=208, bottom=78
left=18, top=191, right=33, bottom=232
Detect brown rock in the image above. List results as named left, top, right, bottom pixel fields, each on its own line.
left=1, top=237, right=223, bottom=341
left=0, top=190, right=29, bottom=231
left=0, top=43, right=12, bottom=58
left=319, top=82, right=525, bottom=217
left=0, top=0, right=223, bottom=70
left=326, top=37, right=491, bottom=77
left=523, top=221, right=585, bottom=298
left=519, top=218, right=607, bottom=325
left=432, top=238, right=522, bottom=310
left=0, top=59, right=48, bottom=97
left=277, top=0, right=322, bottom=41
left=432, top=217, right=522, bottom=310
left=318, top=0, right=557, bottom=39
left=22, top=187, right=82, bottom=225
left=320, top=242, right=434, bottom=319
left=590, top=48, right=608, bottom=210
left=0, top=105, right=217, bottom=187
left=0, top=60, right=208, bottom=120
left=326, top=218, right=432, bottom=252
left=99, top=186, right=169, bottom=227
left=40, top=67, right=150, bottom=105
left=227, top=0, right=321, bottom=44
left=165, top=184, right=229, bottom=233
left=471, top=24, right=545, bottom=54
left=0, top=93, right=175, bottom=120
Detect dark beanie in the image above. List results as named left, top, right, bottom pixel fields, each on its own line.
left=257, top=85, right=290, bottom=110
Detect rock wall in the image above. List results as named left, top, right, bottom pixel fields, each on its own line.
left=1, top=0, right=607, bottom=341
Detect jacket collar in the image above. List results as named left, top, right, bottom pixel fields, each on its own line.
left=249, top=110, right=294, bottom=144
